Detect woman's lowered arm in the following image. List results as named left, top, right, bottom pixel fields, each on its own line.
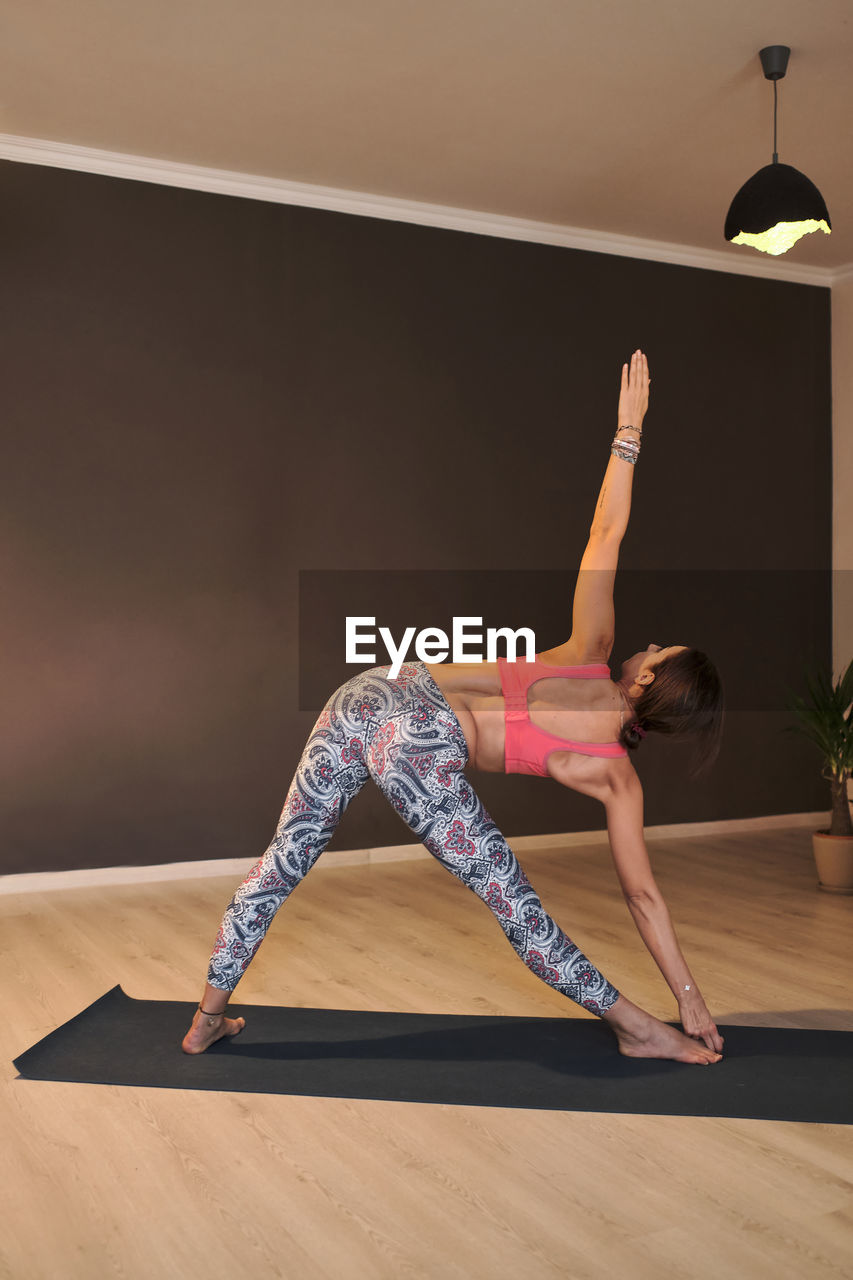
left=603, top=770, right=725, bottom=1054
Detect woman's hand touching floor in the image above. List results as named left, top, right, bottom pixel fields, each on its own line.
left=677, top=987, right=725, bottom=1054
left=602, top=994, right=723, bottom=1064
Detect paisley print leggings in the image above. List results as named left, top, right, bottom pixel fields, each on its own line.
left=206, top=661, right=620, bottom=1016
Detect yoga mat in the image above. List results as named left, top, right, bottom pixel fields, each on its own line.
left=12, top=986, right=853, bottom=1123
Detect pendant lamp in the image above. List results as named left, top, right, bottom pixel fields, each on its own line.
left=724, top=45, right=831, bottom=256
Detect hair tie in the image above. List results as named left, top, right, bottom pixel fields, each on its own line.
left=631, top=722, right=647, bottom=738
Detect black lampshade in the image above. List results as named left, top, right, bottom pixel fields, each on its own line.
left=724, top=162, right=831, bottom=256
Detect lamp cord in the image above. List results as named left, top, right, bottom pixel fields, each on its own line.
left=772, top=78, right=778, bottom=164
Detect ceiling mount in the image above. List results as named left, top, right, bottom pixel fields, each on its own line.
left=759, top=45, right=790, bottom=82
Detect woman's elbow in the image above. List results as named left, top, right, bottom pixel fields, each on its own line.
left=624, top=886, right=664, bottom=912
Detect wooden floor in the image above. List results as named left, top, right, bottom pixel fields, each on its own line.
left=4, top=825, right=852, bottom=1279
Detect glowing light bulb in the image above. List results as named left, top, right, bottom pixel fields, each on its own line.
left=729, top=218, right=832, bottom=256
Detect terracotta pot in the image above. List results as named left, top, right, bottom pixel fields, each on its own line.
left=811, top=831, right=853, bottom=895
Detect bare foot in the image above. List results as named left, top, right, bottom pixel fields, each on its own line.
left=181, top=1008, right=246, bottom=1055
left=602, top=995, right=722, bottom=1065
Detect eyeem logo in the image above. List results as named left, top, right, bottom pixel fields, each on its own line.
left=346, top=617, right=536, bottom=679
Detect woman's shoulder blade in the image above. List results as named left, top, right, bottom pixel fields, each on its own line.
left=548, top=749, right=638, bottom=801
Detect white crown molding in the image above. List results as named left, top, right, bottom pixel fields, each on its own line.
left=1, top=132, right=847, bottom=287
left=832, top=264, right=853, bottom=287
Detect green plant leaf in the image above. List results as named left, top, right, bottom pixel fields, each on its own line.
left=784, top=655, right=853, bottom=784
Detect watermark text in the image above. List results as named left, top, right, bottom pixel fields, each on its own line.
left=346, top=616, right=536, bottom=678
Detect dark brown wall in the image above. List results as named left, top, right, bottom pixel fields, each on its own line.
left=1, top=160, right=831, bottom=875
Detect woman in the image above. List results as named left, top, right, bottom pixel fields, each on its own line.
left=182, top=350, right=725, bottom=1065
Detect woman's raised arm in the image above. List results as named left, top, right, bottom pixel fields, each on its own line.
left=590, top=349, right=649, bottom=539
left=553, top=351, right=650, bottom=661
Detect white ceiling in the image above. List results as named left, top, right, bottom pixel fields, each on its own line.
left=2, top=0, right=851, bottom=275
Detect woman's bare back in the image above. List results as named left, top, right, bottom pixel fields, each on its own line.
left=423, top=648, right=627, bottom=799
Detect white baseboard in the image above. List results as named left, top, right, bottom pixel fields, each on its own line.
left=0, top=811, right=829, bottom=897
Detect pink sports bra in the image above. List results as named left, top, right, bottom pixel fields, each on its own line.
left=497, top=654, right=628, bottom=777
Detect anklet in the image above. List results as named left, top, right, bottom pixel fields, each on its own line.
left=198, top=1004, right=225, bottom=1018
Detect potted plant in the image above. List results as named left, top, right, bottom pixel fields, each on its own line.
left=784, top=656, right=853, bottom=894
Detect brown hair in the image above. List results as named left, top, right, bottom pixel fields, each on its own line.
left=617, top=647, right=724, bottom=779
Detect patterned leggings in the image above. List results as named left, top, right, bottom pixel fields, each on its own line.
left=207, top=662, right=620, bottom=1016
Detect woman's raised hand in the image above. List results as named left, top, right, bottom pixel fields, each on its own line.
left=617, top=349, right=650, bottom=430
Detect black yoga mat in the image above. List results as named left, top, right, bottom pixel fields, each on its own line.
left=12, top=986, right=853, bottom=1124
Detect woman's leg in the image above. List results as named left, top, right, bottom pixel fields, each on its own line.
left=183, top=666, right=398, bottom=1052
left=365, top=663, right=620, bottom=1016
